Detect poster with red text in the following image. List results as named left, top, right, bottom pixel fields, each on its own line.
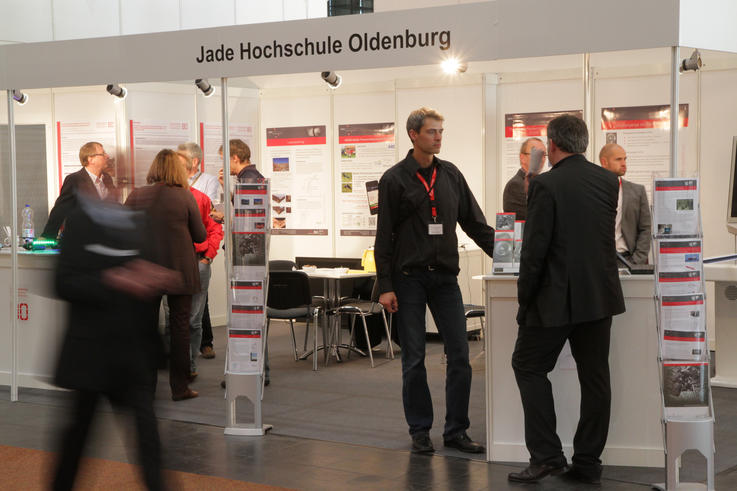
left=129, top=120, right=191, bottom=187
left=337, top=122, right=395, bottom=236
left=199, top=122, right=254, bottom=177
left=56, top=121, right=116, bottom=188
left=264, top=125, right=329, bottom=235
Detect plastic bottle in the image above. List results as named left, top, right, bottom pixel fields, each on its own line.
left=21, top=204, right=34, bottom=243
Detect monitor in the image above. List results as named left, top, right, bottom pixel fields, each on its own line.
left=728, top=136, right=737, bottom=235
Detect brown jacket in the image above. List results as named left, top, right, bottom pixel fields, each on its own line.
left=126, top=184, right=206, bottom=295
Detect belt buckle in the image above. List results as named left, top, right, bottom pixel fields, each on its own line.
left=427, top=265, right=436, bottom=272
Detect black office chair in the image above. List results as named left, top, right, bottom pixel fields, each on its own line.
left=266, top=270, right=323, bottom=370
left=269, top=259, right=296, bottom=271
left=332, top=278, right=394, bottom=368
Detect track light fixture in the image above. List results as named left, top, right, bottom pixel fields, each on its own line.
left=195, top=78, right=215, bottom=97
left=321, top=71, right=342, bottom=89
left=441, top=57, right=467, bottom=75
left=11, top=89, right=28, bottom=105
left=680, top=49, right=702, bottom=72
left=106, top=83, right=127, bottom=99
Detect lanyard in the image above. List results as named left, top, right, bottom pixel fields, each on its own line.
left=415, top=167, right=438, bottom=221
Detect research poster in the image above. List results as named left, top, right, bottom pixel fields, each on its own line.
left=601, top=104, right=689, bottom=199
left=129, top=120, right=191, bottom=187
left=199, top=122, right=254, bottom=177
left=502, top=110, right=582, bottom=188
left=337, top=122, right=395, bottom=236
left=57, top=121, right=116, bottom=187
left=265, top=125, right=329, bottom=235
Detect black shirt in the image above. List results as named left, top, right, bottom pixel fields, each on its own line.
left=374, top=150, right=495, bottom=294
left=237, top=164, right=264, bottom=181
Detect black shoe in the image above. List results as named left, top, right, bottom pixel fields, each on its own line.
left=411, top=432, right=434, bottom=454
left=443, top=432, right=485, bottom=454
left=561, top=466, right=601, bottom=485
left=507, top=463, right=567, bottom=483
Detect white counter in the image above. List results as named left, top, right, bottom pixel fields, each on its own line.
left=480, top=274, right=662, bottom=467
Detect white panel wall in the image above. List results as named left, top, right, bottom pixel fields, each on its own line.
left=52, top=0, right=120, bottom=41
left=181, top=0, right=236, bottom=30
left=0, top=0, right=53, bottom=42
left=333, top=90, right=396, bottom=257
left=121, top=0, right=180, bottom=35
left=236, top=0, right=284, bottom=24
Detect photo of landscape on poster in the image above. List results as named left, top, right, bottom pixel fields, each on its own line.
left=502, top=110, right=583, bottom=187
left=265, top=125, right=329, bottom=235
left=601, top=104, right=689, bottom=199
left=337, top=122, right=395, bottom=236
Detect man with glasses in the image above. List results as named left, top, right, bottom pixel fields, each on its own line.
left=42, top=141, right=118, bottom=239
left=503, top=137, right=547, bottom=220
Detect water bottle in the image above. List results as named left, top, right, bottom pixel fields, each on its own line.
left=21, top=204, right=34, bottom=244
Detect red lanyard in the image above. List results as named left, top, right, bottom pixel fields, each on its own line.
left=415, top=167, right=438, bottom=221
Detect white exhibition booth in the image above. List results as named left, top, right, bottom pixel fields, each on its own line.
left=2, top=0, right=737, bottom=466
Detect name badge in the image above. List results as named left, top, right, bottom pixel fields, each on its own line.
left=428, top=223, right=443, bottom=235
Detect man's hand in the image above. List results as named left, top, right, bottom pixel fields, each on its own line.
left=379, top=291, right=398, bottom=313
left=210, top=209, right=224, bottom=223
left=218, top=168, right=225, bottom=187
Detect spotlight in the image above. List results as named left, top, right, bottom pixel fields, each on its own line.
left=321, top=71, right=342, bottom=89
left=106, top=84, right=127, bottom=99
left=11, top=89, right=28, bottom=105
left=680, top=49, right=702, bottom=72
left=441, top=58, right=467, bottom=75
left=195, top=78, right=215, bottom=97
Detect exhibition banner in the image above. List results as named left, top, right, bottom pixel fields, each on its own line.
left=129, top=120, right=191, bottom=187
left=501, top=110, right=582, bottom=190
left=337, top=122, right=395, bottom=236
left=56, top=121, right=116, bottom=187
left=265, top=125, right=329, bottom=235
left=601, top=104, right=689, bottom=199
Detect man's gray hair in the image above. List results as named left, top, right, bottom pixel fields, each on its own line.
left=177, top=142, right=203, bottom=171
left=406, top=107, right=444, bottom=138
left=520, top=137, right=543, bottom=154
left=546, top=115, right=588, bottom=154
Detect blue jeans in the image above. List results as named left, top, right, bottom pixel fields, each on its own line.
left=394, top=269, right=471, bottom=438
left=189, top=260, right=211, bottom=373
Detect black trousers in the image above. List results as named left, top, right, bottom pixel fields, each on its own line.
left=52, top=387, right=162, bottom=490
left=200, top=295, right=213, bottom=350
left=511, top=317, right=612, bottom=472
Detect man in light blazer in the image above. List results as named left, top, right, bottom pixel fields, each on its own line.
left=41, top=141, right=119, bottom=239
left=599, top=143, right=652, bottom=264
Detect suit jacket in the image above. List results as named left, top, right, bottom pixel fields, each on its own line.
left=517, top=154, right=625, bottom=328
left=503, top=168, right=527, bottom=220
left=125, top=184, right=206, bottom=295
left=42, top=167, right=118, bottom=238
left=620, top=179, right=651, bottom=264
left=54, top=197, right=160, bottom=393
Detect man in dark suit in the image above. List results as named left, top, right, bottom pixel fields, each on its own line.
left=599, top=143, right=652, bottom=264
left=508, top=115, right=625, bottom=485
left=51, top=194, right=178, bottom=490
left=41, top=141, right=118, bottom=238
left=502, top=137, right=546, bottom=220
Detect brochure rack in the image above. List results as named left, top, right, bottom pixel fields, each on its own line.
left=224, top=180, right=272, bottom=436
left=492, top=213, right=523, bottom=274
left=651, top=178, right=714, bottom=491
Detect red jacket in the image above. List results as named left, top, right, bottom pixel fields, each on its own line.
left=191, top=187, right=223, bottom=260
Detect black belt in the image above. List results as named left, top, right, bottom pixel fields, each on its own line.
left=402, top=265, right=444, bottom=274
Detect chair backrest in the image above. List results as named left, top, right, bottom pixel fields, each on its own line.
left=267, top=271, right=312, bottom=309
left=370, top=277, right=381, bottom=302
left=269, top=259, right=296, bottom=271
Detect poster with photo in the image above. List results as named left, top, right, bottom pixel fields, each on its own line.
left=57, top=121, right=116, bottom=187
left=601, top=104, right=689, bottom=199
left=265, top=125, right=329, bottom=235
left=130, top=120, right=191, bottom=187
left=502, top=110, right=582, bottom=189
left=336, top=122, right=395, bottom=236
left=199, top=122, right=254, bottom=177
left=652, top=178, right=700, bottom=237
left=228, top=327, right=262, bottom=374
left=662, top=361, right=709, bottom=408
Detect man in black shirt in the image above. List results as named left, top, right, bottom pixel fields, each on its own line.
left=218, top=139, right=263, bottom=186
left=375, top=107, right=495, bottom=454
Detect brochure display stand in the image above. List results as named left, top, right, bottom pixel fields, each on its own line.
left=651, top=178, right=715, bottom=491
left=492, top=213, right=523, bottom=274
left=224, top=180, right=272, bottom=436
